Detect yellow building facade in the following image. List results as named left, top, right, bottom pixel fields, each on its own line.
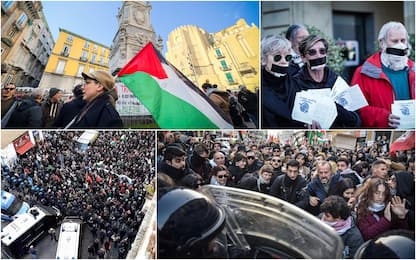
left=165, top=19, right=259, bottom=92
left=39, top=28, right=110, bottom=93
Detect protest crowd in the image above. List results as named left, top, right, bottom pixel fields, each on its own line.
left=157, top=131, right=415, bottom=258
left=2, top=131, right=155, bottom=259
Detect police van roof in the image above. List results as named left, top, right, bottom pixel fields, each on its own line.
left=56, top=221, right=81, bottom=259
left=1, top=206, right=46, bottom=246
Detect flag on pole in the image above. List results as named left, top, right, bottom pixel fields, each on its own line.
left=390, top=131, right=415, bottom=156
left=117, top=42, right=233, bottom=129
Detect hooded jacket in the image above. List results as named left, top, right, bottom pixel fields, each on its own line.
left=6, top=98, right=42, bottom=128
left=351, top=51, right=415, bottom=128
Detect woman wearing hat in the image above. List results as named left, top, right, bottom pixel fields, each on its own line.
left=67, top=70, right=123, bottom=128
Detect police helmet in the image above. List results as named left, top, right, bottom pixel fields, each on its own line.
left=158, top=187, right=226, bottom=258
left=354, top=234, right=415, bottom=259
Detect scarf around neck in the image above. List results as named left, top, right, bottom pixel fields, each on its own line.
left=321, top=215, right=352, bottom=235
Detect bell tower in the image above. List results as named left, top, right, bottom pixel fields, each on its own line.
left=109, top=1, right=163, bottom=75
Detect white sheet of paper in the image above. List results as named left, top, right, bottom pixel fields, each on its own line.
left=334, top=85, right=368, bottom=111
left=292, top=91, right=337, bottom=128
left=391, top=100, right=415, bottom=129
left=331, top=76, right=350, bottom=98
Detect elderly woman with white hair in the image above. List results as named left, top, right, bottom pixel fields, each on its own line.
left=351, top=21, right=415, bottom=128
left=261, top=35, right=304, bottom=128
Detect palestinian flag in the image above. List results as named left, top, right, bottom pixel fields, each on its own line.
left=117, top=42, right=233, bottom=129
left=390, top=131, right=415, bottom=156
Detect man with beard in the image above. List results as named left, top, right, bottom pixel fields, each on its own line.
left=269, top=160, right=308, bottom=209
left=158, top=145, right=192, bottom=185
left=305, top=161, right=342, bottom=215
left=351, top=21, right=414, bottom=128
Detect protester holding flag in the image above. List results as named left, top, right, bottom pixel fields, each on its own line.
left=67, top=71, right=123, bottom=128
left=117, top=42, right=233, bottom=129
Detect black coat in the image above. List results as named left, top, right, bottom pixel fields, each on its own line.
left=54, top=96, right=86, bottom=128
left=293, top=66, right=361, bottom=128
left=6, top=98, right=42, bottom=128
left=261, top=68, right=304, bottom=128
left=270, top=174, right=308, bottom=208
left=70, top=93, right=123, bottom=129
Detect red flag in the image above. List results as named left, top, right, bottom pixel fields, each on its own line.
left=95, top=175, right=103, bottom=183
left=85, top=173, right=93, bottom=185
left=13, top=132, right=34, bottom=155
left=390, top=131, right=415, bottom=156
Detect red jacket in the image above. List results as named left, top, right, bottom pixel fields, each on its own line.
left=357, top=211, right=409, bottom=241
left=351, top=52, right=415, bottom=128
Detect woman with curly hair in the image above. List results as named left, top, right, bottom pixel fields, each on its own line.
left=355, top=177, right=409, bottom=241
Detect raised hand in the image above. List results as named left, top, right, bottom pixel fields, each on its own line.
left=391, top=196, right=407, bottom=219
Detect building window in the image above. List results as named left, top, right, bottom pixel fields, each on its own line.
left=99, top=57, right=104, bottom=65
left=215, top=48, right=224, bottom=58
left=16, top=13, right=27, bottom=27
left=220, top=60, right=229, bottom=70
left=101, top=48, right=105, bottom=56
left=80, top=50, right=88, bottom=61
left=56, top=60, right=66, bottom=74
left=67, top=34, right=73, bottom=42
left=225, top=72, right=235, bottom=83
left=89, top=67, right=94, bottom=73
left=3, top=1, right=14, bottom=10
left=91, top=54, right=96, bottom=63
left=84, top=41, right=90, bottom=48
left=8, top=28, right=17, bottom=39
left=93, top=44, right=97, bottom=51
left=62, top=45, right=70, bottom=56
left=77, top=64, right=85, bottom=76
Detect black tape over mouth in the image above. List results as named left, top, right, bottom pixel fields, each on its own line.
left=271, top=64, right=288, bottom=74
left=386, top=47, right=408, bottom=56
left=309, top=56, right=326, bottom=67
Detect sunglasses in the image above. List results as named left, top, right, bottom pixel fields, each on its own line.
left=272, top=159, right=281, bottom=162
left=247, top=156, right=255, bottom=160
left=194, top=182, right=203, bottom=188
left=273, top=54, right=292, bottom=62
left=2, top=88, right=15, bottom=91
left=217, top=175, right=228, bottom=179
left=307, top=48, right=327, bottom=56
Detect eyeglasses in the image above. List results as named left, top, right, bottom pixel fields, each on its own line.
left=272, top=159, right=281, bottom=162
left=247, top=156, right=255, bottom=160
left=273, top=54, right=292, bottom=62
left=217, top=175, right=228, bottom=179
left=307, top=48, right=327, bottom=56
left=2, top=87, right=15, bottom=91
